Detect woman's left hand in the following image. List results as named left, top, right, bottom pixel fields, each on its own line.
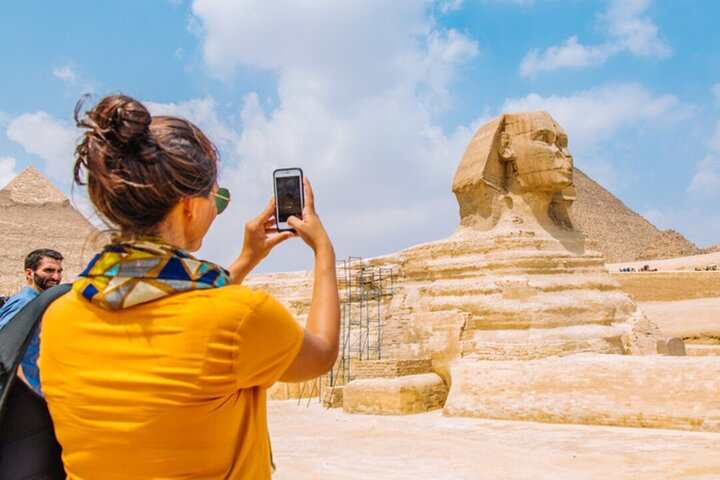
left=228, top=198, right=295, bottom=284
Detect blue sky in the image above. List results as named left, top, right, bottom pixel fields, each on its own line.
left=1, top=0, right=719, bottom=273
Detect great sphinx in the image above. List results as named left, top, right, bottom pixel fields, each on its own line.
left=374, top=112, right=658, bottom=373
left=255, top=112, right=720, bottom=431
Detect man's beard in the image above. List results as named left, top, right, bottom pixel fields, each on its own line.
left=33, top=273, right=58, bottom=291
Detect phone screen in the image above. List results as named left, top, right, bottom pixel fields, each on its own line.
left=274, top=168, right=304, bottom=231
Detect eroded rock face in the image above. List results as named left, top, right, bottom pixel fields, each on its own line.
left=379, top=112, right=659, bottom=383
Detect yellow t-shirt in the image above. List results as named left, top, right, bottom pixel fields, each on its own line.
left=39, top=285, right=304, bottom=479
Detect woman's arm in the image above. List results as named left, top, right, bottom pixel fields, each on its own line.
left=279, top=178, right=340, bottom=382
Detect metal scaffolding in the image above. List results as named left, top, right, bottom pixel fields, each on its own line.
left=330, top=256, right=394, bottom=387
left=296, top=256, right=394, bottom=406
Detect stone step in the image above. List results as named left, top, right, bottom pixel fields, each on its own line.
left=686, top=344, right=720, bottom=356
left=461, top=325, right=626, bottom=360
left=343, top=373, right=448, bottom=415
left=443, top=354, right=720, bottom=432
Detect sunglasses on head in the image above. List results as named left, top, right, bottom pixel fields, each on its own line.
left=212, top=187, right=231, bottom=214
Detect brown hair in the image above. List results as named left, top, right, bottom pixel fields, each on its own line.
left=25, top=248, right=64, bottom=271
left=73, top=94, right=219, bottom=236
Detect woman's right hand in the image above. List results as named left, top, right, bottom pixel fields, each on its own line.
left=287, top=177, right=333, bottom=254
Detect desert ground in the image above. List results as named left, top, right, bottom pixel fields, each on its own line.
left=268, top=252, right=720, bottom=479
left=268, top=401, right=720, bottom=479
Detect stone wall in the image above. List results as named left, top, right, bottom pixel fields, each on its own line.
left=444, top=354, right=720, bottom=432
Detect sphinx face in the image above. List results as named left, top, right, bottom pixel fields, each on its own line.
left=504, top=113, right=574, bottom=192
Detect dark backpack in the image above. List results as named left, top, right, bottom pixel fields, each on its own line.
left=0, top=298, right=7, bottom=309
left=0, top=284, right=70, bottom=480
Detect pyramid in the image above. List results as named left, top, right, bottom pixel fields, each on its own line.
left=0, top=167, right=106, bottom=295
left=572, top=168, right=699, bottom=263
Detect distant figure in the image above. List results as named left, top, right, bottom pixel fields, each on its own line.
left=0, top=248, right=64, bottom=394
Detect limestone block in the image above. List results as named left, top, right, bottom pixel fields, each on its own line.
left=686, top=344, right=720, bottom=357
left=461, top=324, right=625, bottom=360
left=353, top=358, right=432, bottom=379
left=343, top=373, right=448, bottom=415
left=443, top=355, right=720, bottom=432
left=322, top=386, right=344, bottom=408
left=657, top=337, right=687, bottom=356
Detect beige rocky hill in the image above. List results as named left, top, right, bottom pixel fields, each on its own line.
left=0, top=167, right=106, bottom=295
left=572, top=168, right=699, bottom=262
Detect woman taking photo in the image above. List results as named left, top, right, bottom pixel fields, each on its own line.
left=39, top=94, right=340, bottom=478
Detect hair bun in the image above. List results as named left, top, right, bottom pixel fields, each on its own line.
left=89, top=95, right=151, bottom=146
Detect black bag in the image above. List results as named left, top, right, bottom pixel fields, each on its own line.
left=0, top=284, right=70, bottom=480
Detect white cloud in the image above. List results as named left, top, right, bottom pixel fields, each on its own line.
left=687, top=154, right=720, bottom=199
left=520, top=36, right=617, bottom=77
left=185, top=0, right=480, bottom=271
left=192, top=0, right=476, bottom=108
left=53, top=65, right=77, bottom=85
left=687, top=121, right=720, bottom=199
left=6, top=112, right=78, bottom=183
left=602, top=0, right=670, bottom=57
left=144, top=97, right=239, bottom=147
left=439, top=0, right=464, bottom=13
left=502, top=83, right=690, bottom=152
left=0, top=156, right=17, bottom=189
left=642, top=206, right=720, bottom=249
left=520, top=0, right=670, bottom=77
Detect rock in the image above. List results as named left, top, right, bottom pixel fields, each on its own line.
left=343, top=373, right=448, bottom=415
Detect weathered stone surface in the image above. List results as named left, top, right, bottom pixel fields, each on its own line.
left=443, top=354, right=720, bottom=432
left=0, top=167, right=107, bottom=295
left=686, top=344, right=720, bottom=356
left=377, top=112, right=660, bottom=379
left=343, top=373, right=447, bottom=415
left=353, top=359, right=432, bottom=379
left=666, top=337, right=687, bottom=356
left=322, top=386, right=344, bottom=409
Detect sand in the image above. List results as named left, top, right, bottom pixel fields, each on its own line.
left=268, top=401, right=720, bottom=479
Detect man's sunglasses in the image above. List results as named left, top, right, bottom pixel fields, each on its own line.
left=213, top=187, right=231, bottom=214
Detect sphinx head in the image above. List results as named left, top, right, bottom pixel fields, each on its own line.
left=500, top=112, right=573, bottom=192
left=453, top=112, right=575, bottom=228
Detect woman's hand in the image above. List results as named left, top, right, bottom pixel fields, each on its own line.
left=228, top=198, right=294, bottom=284
left=287, top=177, right=332, bottom=254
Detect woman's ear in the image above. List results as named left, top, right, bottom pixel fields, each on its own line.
left=182, top=197, right=197, bottom=222
left=499, top=131, right=514, bottom=161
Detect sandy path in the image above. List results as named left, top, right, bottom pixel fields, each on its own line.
left=268, top=401, right=720, bottom=479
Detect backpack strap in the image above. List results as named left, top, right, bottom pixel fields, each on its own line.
left=0, top=284, right=70, bottom=480
left=0, top=284, right=71, bottom=419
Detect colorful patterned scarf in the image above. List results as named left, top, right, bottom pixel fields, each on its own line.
left=75, top=238, right=231, bottom=310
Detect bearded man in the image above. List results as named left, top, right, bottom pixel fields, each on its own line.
left=0, top=248, right=64, bottom=394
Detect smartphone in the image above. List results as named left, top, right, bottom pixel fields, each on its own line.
left=273, top=168, right=304, bottom=232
